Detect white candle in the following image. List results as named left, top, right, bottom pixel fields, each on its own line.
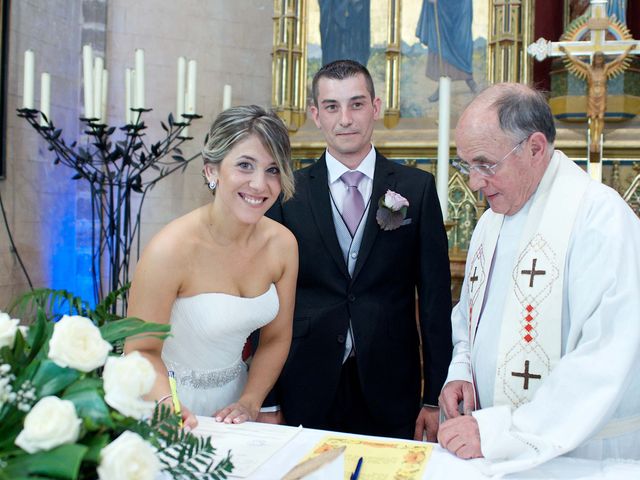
left=587, top=160, right=602, bottom=183
left=130, top=70, right=137, bottom=124
left=125, top=68, right=132, bottom=124
left=436, top=76, right=451, bottom=221
left=82, top=45, right=94, bottom=119
left=93, top=57, right=104, bottom=122
left=101, top=69, right=108, bottom=124
left=222, top=84, right=232, bottom=110
left=186, top=59, right=197, bottom=114
left=176, top=57, right=186, bottom=120
left=134, top=49, right=145, bottom=109
left=23, top=50, right=35, bottom=109
left=40, top=72, right=50, bottom=126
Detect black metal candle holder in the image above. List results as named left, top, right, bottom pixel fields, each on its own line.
left=17, top=107, right=202, bottom=313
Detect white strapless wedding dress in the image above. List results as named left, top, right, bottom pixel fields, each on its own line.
left=161, top=284, right=279, bottom=416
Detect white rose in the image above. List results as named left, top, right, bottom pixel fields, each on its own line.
left=98, top=430, right=161, bottom=480
left=103, top=351, right=156, bottom=419
left=15, top=396, right=81, bottom=453
left=0, top=311, right=20, bottom=349
left=48, top=315, right=112, bottom=372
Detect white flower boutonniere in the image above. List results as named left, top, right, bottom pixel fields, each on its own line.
left=376, top=190, right=409, bottom=231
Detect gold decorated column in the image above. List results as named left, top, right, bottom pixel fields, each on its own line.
left=272, top=0, right=307, bottom=131
left=384, top=0, right=401, bottom=128
left=488, top=0, right=534, bottom=84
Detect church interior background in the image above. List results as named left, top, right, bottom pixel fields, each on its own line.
left=0, top=0, right=638, bottom=308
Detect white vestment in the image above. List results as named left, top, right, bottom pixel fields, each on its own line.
left=446, top=151, right=640, bottom=475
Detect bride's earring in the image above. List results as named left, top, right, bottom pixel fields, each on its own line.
left=208, top=179, right=218, bottom=191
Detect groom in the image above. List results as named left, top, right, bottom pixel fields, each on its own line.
left=261, top=60, right=452, bottom=440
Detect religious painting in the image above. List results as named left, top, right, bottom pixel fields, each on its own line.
left=0, top=0, right=9, bottom=179
left=305, top=0, right=489, bottom=120
left=564, top=0, right=627, bottom=28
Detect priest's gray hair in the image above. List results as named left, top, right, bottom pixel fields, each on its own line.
left=491, top=84, right=556, bottom=146
left=202, top=105, right=295, bottom=201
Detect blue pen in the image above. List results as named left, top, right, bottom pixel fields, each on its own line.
left=351, top=457, right=363, bottom=480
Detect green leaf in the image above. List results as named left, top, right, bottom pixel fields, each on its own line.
left=62, top=380, right=114, bottom=430
left=99, top=318, right=170, bottom=344
left=80, top=433, right=109, bottom=464
left=2, top=444, right=88, bottom=479
left=32, top=360, right=80, bottom=397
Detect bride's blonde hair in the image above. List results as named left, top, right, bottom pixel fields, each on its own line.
left=202, top=105, right=295, bottom=201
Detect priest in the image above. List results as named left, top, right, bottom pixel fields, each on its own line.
left=438, top=82, right=640, bottom=474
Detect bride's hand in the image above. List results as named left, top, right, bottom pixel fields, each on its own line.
left=181, top=405, right=198, bottom=432
left=213, top=401, right=256, bottom=424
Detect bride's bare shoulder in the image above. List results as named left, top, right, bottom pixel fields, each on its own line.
left=139, top=209, right=203, bottom=264
left=260, top=216, right=297, bottom=252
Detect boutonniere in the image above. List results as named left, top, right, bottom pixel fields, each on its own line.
left=376, top=190, right=409, bottom=231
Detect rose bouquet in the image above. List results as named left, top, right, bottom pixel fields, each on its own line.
left=0, top=288, right=233, bottom=479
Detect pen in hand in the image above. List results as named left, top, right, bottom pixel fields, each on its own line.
left=350, top=456, right=363, bottom=480
left=168, top=370, right=182, bottom=427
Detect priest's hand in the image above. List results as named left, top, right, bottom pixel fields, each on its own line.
left=439, top=380, right=476, bottom=419
left=257, top=410, right=286, bottom=425
left=413, top=406, right=439, bottom=442
left=213, top=401, right=256, bottom=424
left=438, top=415, right=483, bottom=459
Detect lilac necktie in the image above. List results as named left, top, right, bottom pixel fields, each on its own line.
left=340, top=171, right=366, bottom=236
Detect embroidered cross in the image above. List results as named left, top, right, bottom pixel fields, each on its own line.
left=521, top=258, right=546, bottom=288
left=511, top=360, right=542, bottom=390
left=469, top=267, right=479, bottom=292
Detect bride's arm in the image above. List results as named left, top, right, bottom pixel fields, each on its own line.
left=214, top=227, right=298, bottom=424
left=124, top=230, right=197, bottom=429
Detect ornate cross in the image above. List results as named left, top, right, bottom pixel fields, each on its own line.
left=469, top=266, right=479, bottom=291
left=511, top=360, right=542, bottom=390
left=527, top=0, right=640, bottom=172
left=521, top=258, right=546, bottom=288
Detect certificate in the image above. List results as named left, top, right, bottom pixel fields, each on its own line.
left=193, top=417, right=302, bottom=478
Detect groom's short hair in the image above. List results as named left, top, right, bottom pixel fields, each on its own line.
left=311, top=59, right=375, bottom=107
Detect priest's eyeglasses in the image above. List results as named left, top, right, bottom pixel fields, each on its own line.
left=452, top=136, right=529, bottom=177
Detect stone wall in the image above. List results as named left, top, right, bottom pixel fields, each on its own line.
left=0, top=0, right=274, bottom=308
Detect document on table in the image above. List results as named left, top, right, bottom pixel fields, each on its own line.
left=193, top=416, right=302, bottom=478
left=298, top=435, right=433, bottom=480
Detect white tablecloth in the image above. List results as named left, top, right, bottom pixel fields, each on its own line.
left=235, top=423, right=640, bottom=480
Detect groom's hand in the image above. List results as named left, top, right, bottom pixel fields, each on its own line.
left=257, top=410, right=285, bottom=425
left=414, top=406, right=439, bottom=442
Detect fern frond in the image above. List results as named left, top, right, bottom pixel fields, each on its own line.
left=8, top=288, right=91, bottom=322
left=132, top=404, right=234, bottom=479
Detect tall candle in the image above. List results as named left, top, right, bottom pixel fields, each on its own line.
left=23, top=50, right=35, bottom=109
left=131, top=70, right=137, bottom=124
left=125, top=68, right=132, bottom=124
left=82, top=45, right=94, bottom=119
left=134, top=49, right=145, bottom=109
left=40, top=72, right=50, bottom=126
left=186, top=59, right=197, bottom=115
left=101, top=69, right=108, bottom=124
left=436, top=76, right=451, bottom=221
left=587, top=160, right=602, bottom=183
left=222, top=84, right=232, bottom=110
left=176, top=56, right=186, bottom=120
left=93, top=57, right=104, bottom=122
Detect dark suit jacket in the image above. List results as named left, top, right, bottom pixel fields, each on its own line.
left=266, top=150, right=452, bottom=432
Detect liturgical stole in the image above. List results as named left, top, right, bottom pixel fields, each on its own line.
left=466, top=152, right=590, bottom=408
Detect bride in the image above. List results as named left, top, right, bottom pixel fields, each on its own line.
left=124, top=105, right=297, bottom=428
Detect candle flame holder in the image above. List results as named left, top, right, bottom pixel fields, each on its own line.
left=17, top=107, right=203, bottom=313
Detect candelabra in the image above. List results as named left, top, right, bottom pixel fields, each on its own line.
left=17, top=107, right=202, bottom=313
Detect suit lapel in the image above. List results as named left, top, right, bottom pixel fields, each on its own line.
left=307, top=155, right=350, bottom=279
left=351, top=152, right=396, bottom=283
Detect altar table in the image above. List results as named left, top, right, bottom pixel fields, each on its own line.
left=195, top=419, right=640, bottom=479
